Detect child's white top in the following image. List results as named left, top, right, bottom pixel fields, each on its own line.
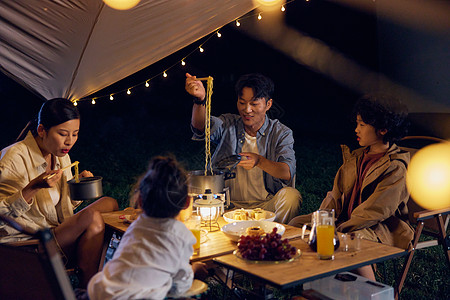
left=88, top=214, right=196, bottom=300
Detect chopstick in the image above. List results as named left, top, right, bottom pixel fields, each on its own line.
left=43, top=161, right=79, bottom=180
left=195, top=77, right=212, bottom=81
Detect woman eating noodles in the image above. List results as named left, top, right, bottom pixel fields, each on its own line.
left=0, top=98, right=118, bottom=287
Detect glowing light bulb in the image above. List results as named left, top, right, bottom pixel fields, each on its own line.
left=258, top=13, right=262, bottom=20
left=163, top=71, right=168, bottom=77
left=92, top=99, right=96, bottom=104
left=181, top=60, right=186, bottom=66
left=281, top=5, right=285, bottom=11
left=199, top=46, right=204, bottom=53
left=145, top=81, right=150, bottom=87
left=406, top=142, right=450, bottom=210
left=236, top=20, right=240, bottom=26
left=217, top=31, right=221, bottom=38
left=103, top=0, right=140, bottom=10
left=73, top=101, right=78, bottom=106
left=110, top=95, right=114, bottom=100
left=127, top=89, right=131, bottom=95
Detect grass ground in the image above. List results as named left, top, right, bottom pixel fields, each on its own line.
left=72, top=106, right=448, bottom=299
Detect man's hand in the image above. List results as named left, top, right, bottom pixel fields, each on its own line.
left=238, top=152, right=260, bottom=170
left=185, top=73, right=206, bottom=100
left=239, top=152, right=291, bottom=181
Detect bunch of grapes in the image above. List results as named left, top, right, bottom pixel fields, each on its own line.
left=237, top=227, right=297, bottom=261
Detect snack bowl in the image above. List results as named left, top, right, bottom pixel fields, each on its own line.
left=223, top=209, right=276, bottom=223
left=221, top=220, right=285, bottom=242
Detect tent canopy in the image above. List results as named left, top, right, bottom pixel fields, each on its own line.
left=0, top=0, right=255, bottom=101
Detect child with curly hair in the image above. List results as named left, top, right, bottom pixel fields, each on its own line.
left=289, top=94, right=414, bottom=280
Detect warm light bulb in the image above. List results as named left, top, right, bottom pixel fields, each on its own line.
left=163, top=71, right=168, bottom=77
left=110, top=95, right=114, bottom=100
left=145, top=81, right=149, bottom=87
left=103, top=0, right=140, bottom=10
left=199, top=46, right=204, bottom=53
left=281, top=5, right=285, bottom=11
left=217, top=31, right=222, bottom=38
left=73, top=101, right=78, bottom=106
left=406, top=142, right=450, bottom=210
left=236, top=20, right=240, bottom=26
left=91, top=99, right=96, bottom=104
left=127, top=89, right=131, bottom=95
left=181, top=60, right=186, bottom=66
left=258, top=13, right=262, bottom=20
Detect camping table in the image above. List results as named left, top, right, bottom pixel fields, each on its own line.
left=213, top=236, right=407, bottom=295
left=100, top=210, right=304, bottom=267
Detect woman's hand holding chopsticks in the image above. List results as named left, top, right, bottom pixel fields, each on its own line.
left=21, top=170, right=62, bottom=204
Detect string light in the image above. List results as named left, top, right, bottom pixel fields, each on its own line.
left=76, top=2, right=297, bottom=105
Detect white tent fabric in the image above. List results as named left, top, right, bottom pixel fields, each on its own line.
left=0, top=0, right=255, bottom=101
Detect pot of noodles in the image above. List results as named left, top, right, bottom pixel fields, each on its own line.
left=68, top=176, right=103, bottom=200
left=188, top=155, right=241, bottom=195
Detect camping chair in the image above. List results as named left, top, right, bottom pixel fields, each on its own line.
left=0, top=214, right=76, bottom=300
left=395, top=136, right=450, bottom=299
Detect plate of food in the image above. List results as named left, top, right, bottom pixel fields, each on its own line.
left=223, top=208, right=276, bottom=223
left=233, top=227, right=300, bottom=263
left=233, top=249, right=302, bottom=264
left=221, top=220, right=285, bottom=242
left=120, top=208, right=142, bottom=223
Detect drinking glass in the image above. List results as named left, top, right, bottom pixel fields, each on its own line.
left=185, top=215, right=201, bottom=255
left=316, top=209, right=335, bottom=260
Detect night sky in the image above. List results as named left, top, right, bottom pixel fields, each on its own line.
left=1, top=0, right=443, bottom=151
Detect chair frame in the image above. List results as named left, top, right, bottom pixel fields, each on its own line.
left=0, top=214, right=76, bottom=300
left=394, top=136, right=450, bottom=299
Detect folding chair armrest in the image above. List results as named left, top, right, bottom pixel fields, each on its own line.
left=414, top=208, right=450, bottom=221
left=6, top=239, right=40, bottom=247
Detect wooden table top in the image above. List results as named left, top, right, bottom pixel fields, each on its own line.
left=213, top=237, right=407, bottom=289
left=101, top=210, right=305, bottom=263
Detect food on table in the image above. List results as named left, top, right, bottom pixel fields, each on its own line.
left=238, top=227, right=297, bottom=261
left=129, top=209, right=142, bottom=221
left=245, top=226, right=265, bottom=237
left=251, top=208, right=266, bottom=220
left=233, top=209, right=248, bottom=220
left=233, top=208, right=266, bottom=220
left=122, top=207, right=143, bottom=222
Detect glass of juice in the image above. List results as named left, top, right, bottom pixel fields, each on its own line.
left=316, top=210, right=335, bottom=260
left=186, top=215, right=201, bottom=255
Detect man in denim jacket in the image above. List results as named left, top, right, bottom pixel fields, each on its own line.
left=185, top=73, right=301, bottom=224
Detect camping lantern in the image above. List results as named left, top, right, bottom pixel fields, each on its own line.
left=193, top=190, right=223, bottom=231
